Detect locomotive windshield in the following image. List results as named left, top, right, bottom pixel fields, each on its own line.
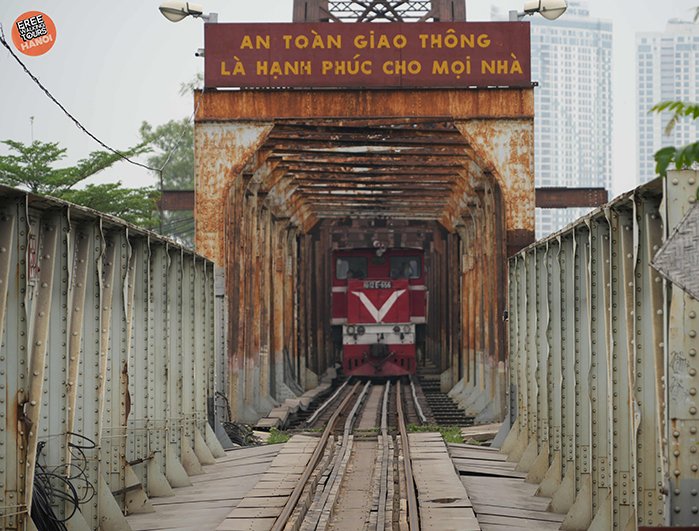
left=389, top=256, right=421, bottom=279
left=336, top=257, right=368, bottom=280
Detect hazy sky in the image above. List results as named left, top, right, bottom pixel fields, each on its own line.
left=1, top=0, right=698, bottom=198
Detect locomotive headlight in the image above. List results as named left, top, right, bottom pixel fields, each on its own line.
left=357, top=326, right=365, bottom=335
left=403, top=325, right=411, bottom=333
left=347, top=325, right=355, bottom=335
left=393, top=326, right=400, bottom=333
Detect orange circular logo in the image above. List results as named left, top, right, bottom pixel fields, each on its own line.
left=11, top=11, right=56, bottom=56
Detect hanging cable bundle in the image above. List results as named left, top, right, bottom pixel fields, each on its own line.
left=31, top=433, right=97, bottom=531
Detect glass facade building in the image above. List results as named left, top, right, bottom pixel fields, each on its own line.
left=637, top=19, right=699, bottom=185
left=493, top=2, right=613, bottom=238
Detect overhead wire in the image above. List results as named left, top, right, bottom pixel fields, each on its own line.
left=0, top=23, right=205, bottom=234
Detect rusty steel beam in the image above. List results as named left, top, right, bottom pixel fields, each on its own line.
left=158, top=190, right=194, bottom=211
left=196, top=88, right=534, bottom=122
left=535, top=187, right=609, bottom=209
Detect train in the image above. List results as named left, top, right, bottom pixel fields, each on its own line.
left=331, top=245, right=426, bottom=377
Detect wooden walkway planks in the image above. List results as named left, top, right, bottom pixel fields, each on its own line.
left=447, top=443, right=565, bottom=530
left=217, top=434, right=320, bottom=531
left=127, top=445, right=281, bottom=531
left=408, top=432, right=480, bottom=531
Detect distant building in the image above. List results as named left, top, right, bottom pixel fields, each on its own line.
left=637, top=19, right=699, bottom=185
left=493, top=2, right=613, bottom=238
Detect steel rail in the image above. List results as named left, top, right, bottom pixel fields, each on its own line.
left=409, top=375, right=427, bottom=425
left=397, top=381, right=419, bottom=531
left=305, top=378, right=351, bottom=427
left=271, top=381, right=361, bottom=531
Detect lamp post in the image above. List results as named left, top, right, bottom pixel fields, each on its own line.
left=510, top=0, right=568, bottom=21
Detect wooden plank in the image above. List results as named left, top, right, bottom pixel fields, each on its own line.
left=128, top=445, right=281, bottom=531
left=216, top=518, right=277, bottom=531
left=452, top=461, right=527, bottom=479
left=448, top=448, right=509, bottom=461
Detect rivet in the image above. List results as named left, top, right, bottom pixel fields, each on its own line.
left=691, top=311, right=697, bottom=319
left=693, top=465, right=699, bottom=472
left=690, top=177, right=697, bottom=185
left=674, top=450, right=680, bottom=457
left=691, top=349, right=697, bottom=357
left=691, top=389, right=697, bottom=396
left=691, top=369, right=697, bottom=377
left=674, top=431, right=681, bottom=438
left=691, top=196, right=697, bottom=204
left=690, top=331, right=697, bottom=338
left=672, top=178, right=680, bottom=185
left=690, top=407, right=698, bottom=415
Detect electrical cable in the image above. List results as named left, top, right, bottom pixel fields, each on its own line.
left=0, top=23, right=206, bottom=184
left=31, top=433, right=98, bottom=530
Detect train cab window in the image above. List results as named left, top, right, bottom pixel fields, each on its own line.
left=389, top=257, right=421, bottom=279
left=336, top=257, right=368, bottom=280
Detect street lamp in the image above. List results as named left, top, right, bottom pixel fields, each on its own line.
left=510, top=0, right=568, bottom=21
left=159, top=1, right=218, bottom=23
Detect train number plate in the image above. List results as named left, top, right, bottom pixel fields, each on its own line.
left=363, top=280, right=392, bottom=289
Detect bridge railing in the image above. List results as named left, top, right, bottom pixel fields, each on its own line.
left=0, top=186, right=224, bottom=531
left=502, top=171, right=699, bottom=529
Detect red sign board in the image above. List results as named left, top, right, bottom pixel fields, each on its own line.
left=204, top=22, right=530, bottom=89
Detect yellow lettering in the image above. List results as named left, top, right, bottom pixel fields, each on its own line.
left=433, top=61, right=449, bottom=75
left=383, top=61, right=394, bottom=75
left=395, top=61, right=406, bottom=75
left=355, top=35, right=367, bottom=48
left=335, top=61, right=346, bottom=75
left=256, top=35, right=270, bottom=49
left=461, top=34, right=474, bottom=48
left=221, top=62, right=231, bottom=75
left=240, top=36, right=253, bottom=49
left=322, top=61, right=333, bottom=75
left=452, top=61, right=465, bottom=75
left=510, top=54, right=522, bottom=74
left=482, top=60, right=495, bottom=74
left=328, top=35, right=341, bottom=49
left=257, top=61, right=268, bottom=75
left=233, top=62, right=246, bottom=75
left=361, top=61, right=372, bottom=75
left=312, top=34, right=325, bottom=49
left=431, top=34, right=442, bottom=48
left=295, top=35, right=308, bottom=49
left=377, top=35, right=390, bottom=48
left=407, top=61, right=421, bottom=75
left=348, top=58, right=360, bottom=75
left=445, top=31, right=458, bottom=48
left=284, top=61, right=298, bottom=75
left=300, top=61, right=312, bottom=75
left=478, top=34, right=490, bottom=48
left=393, top=35, right=407, bottom=49
left=419, top=34, right=428, bottom=48
left=497, top=60, right=508, bottom=74
left=283, top=35, right=293, bottom=49
left=270, top=62, right=283, bottom=76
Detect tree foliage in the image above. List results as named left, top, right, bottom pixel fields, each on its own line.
left=139, top=118, right=195, bottom=246
left=0, top=139, right=158, bottom=227
left=651, top=101, right=699, bottom=183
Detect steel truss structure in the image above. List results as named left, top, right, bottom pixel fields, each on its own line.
left=293, top=0, right=466, bottom=23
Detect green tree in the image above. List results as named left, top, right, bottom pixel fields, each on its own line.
left=0, top=139, right=158, bottom=227
left=139, top=118, right=195, bottom=246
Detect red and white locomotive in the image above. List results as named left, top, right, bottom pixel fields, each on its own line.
left=331, top=246, right=426, bottom=377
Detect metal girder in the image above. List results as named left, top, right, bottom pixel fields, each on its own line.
left=503, top=173, right=699, bottom=529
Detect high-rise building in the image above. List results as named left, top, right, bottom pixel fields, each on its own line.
left=637, top=19, right=699, bottom=185
left=493, top=2, right=613, bottom=238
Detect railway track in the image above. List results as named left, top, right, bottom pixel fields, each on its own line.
left=273, top=377, right=423, bottom=531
